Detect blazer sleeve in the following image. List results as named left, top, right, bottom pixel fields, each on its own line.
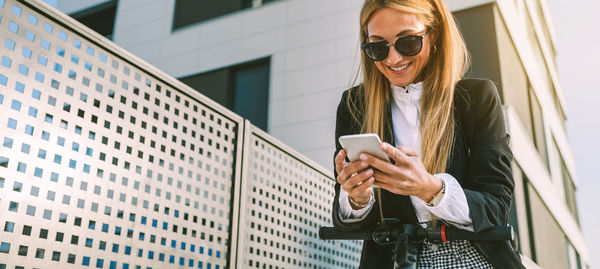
left=331, top=89, right=380, bottom=232
left=461, top=79, right=515, bottom=233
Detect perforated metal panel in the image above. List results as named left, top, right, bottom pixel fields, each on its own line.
left=0, top=0, right=238, bottom=268
left=236, top=125, right=361, bottom=269
left=0, top=0, right=361, bottom=268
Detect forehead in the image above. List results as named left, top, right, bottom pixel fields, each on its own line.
left=367, top=8, right=425, bottom=38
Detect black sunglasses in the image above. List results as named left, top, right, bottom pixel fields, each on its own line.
left=361, top=32, right=427, bottom=61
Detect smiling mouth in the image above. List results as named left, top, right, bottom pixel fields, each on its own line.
left=389, top=63, right=411, bottom=71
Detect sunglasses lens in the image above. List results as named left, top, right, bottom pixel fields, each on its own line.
left=363, top=41, right=388, bottom=61
left=395, top=36, right=423, bottom=56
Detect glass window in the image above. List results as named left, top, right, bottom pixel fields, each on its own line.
left=70, top=3, right=117, bottom=40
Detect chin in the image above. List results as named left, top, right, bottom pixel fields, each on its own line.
left=388, top=76, right=416, bottom=87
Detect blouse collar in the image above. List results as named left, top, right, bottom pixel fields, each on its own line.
left=390, top=81, right=423, bottom=103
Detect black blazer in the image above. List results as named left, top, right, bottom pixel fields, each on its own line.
left=331, top=79, right=525, bottom=269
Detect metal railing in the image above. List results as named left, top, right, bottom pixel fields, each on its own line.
left=0, top=0, right=361, bottom=268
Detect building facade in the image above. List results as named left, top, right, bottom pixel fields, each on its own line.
left=0, top=0, right=590, bottom=268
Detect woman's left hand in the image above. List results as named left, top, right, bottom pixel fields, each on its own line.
left=360, top=142, right=442, bottom=202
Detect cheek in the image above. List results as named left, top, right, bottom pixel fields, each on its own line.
left=374, top=62, right=387, bottom=75
left=414, top=50, right=431, bottom=73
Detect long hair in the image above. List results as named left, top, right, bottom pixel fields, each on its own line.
left=351, top=0, right=470, bottom=174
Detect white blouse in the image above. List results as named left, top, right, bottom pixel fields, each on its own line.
left=338, top=82, right=474, bottom=231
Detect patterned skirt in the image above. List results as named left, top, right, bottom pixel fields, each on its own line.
left=414, top=239, right=494, bottom=268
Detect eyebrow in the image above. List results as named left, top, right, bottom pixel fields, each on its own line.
left=368, top=29, right=425, bottom=40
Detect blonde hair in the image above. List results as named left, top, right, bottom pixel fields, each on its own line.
left=350, top=0, right=470, bottom=174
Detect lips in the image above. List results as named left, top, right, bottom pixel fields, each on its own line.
left=388, top=62, right=411, bottom=73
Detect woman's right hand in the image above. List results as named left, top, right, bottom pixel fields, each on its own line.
left=335, top=149, right=375, bottom=209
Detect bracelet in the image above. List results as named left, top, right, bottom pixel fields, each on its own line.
left=426, top=178, right=446, bottom=207
left=349, top=193, right=374, bottom=209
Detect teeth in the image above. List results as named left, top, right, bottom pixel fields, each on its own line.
left=390, top=63, right=409, bottom=71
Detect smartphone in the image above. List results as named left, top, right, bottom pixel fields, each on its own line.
left=338, top=133, right=389, bottom=162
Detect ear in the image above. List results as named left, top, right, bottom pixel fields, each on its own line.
left=427, top=30, right=438, bottom=50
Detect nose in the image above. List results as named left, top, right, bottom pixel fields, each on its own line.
left=385, top=44, right=404, bottom=65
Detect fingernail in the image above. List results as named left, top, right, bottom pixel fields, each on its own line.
left=366, top=169, right=373, bottom=176
left=360, top=154, right=367, bottom=160
left=381, top=143, right=388, bottom=150
left=361, top=161, right=367, bottom=167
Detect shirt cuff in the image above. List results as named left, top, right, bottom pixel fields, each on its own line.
left=338, top=188, right=374, bottom=223
left=422, top=173, right=473, bottom=230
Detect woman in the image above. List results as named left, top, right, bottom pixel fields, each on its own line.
left=331, top=0, right=524, bottom=268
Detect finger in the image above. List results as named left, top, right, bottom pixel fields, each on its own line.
left=397, top=145, right=418, bottom=157
left=335, top=149, right=347, bottom=174
left=372, top=180, right=395, bottom=194
left=380, top=142, right=410, bottom=166
left=350, top=177, right=375, bottom=197
left=345, top=168, right=374, bottom=188
left=338, top=160, right=368, bottom=185
left=360, top=152, right=401, bottom=174
left=371, top=170, right=400, bottom=184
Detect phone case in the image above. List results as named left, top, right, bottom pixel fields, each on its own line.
left=338, top=133, right=388, bottom=162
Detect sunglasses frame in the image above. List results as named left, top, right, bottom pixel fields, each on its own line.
left=361, top=31, right=428, bottom=61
